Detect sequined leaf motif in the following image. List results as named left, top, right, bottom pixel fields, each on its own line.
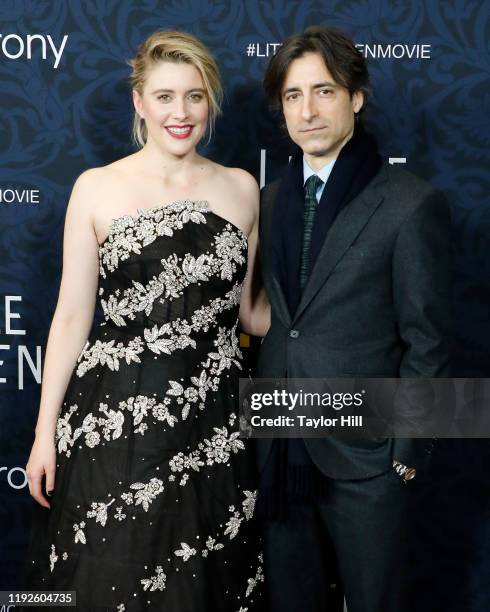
left=141, top=565, right=166, bottom=591
left=242, top=490, right=257, bottom=520
left=174, top=542, right=197, bottom=562
left=49, top=545, right=58, bottom=572
left=182, top=253, right=211, bottom=282
left=100, top=294, right=130, bottom=326
left=130, top=478, right=164, bottom=512
left=167, top=380, right=184, bottom=396
left=73, top=522, right=86, bottom=545
left=246, top=555, right=264, bottom=597
left=224, top=511, right=243, bottom=540
left=86, top=499, right=115, bottom=527
left=205, top=536, right=224, bottom=551
left=182, top=209, right=206, bottom=224
left=181, top=403, right=190, bottom=420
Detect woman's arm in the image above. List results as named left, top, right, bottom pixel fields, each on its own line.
left=239, top=217, right=271, bottom=337
left=26, top=169, right=101, bottom=507
left=236, top=173, right=271, bottom=338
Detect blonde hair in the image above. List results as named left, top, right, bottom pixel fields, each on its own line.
left=128, top=30, right=223, bottom=148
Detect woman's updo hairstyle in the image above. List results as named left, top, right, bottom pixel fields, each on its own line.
left=129, top=30, right=223, bottom=148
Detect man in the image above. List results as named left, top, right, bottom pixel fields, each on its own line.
left=256, top=26, right=452, bottom=612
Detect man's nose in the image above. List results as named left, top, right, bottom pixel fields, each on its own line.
left=301, top=94, right=318, bottom=121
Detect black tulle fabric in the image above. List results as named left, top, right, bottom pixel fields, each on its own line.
left=22, top=200, right=263, bottom=612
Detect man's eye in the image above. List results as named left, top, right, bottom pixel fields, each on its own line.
left=286, top=93, right=299, bottom=101
left=320, top=89, right=333, bottom=96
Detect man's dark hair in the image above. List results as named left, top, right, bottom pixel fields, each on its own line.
left=263, top=25, right=370, bottom=112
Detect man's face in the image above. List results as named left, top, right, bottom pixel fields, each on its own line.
left=281, top=52, right=363, bottom=169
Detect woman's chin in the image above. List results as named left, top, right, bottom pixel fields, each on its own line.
left=155, top=131, right=204, bottom=155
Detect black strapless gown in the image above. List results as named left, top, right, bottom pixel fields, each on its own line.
left=23, top=200, right=263, bottom=611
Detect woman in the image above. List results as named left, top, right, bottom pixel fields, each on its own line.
left=23, top=30, right=269, bottom=610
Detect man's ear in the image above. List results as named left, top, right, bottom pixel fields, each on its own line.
left=352, top=90, right=364, bottom=115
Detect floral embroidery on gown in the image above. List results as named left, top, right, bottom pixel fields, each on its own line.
left=23, top=200, right=264, bottom=611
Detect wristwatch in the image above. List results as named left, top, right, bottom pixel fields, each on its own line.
left=392, top=460, right=416, bottom=482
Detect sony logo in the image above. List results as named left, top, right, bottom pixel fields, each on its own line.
left=0, top=34, right=68, bottom=69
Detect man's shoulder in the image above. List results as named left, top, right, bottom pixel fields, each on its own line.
left=372, top=162, right=448, bottom=225
left=382, top=162, right=439, bottom=205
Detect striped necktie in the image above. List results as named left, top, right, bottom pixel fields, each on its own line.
left=299, top=174, right=324, bottom=290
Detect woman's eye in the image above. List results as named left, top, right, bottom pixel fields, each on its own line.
left=157, top=94, right=170, bottom=102
left=286, top=93, right=299, bottom=102
left=189, top=94, right=203, bottom=101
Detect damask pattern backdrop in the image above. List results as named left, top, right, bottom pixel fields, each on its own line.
left=0, top=1, right=489, bottom=608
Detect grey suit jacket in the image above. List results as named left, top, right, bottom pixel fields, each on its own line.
left=256, top=162, right=452, bottom=479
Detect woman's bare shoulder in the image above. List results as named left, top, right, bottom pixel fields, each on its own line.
left=224, top=165, right=258, bottom=190
left=213, top=164, right=259, bottom=204
left=206, top=165, right=259, bottom=235
left=71, top=154, right=140, bottom=202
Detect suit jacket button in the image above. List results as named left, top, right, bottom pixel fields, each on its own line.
left=290, top=329, right=300, bottom=338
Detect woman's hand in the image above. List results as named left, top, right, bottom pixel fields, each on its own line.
left=240, top=286, right=271, bottom=337
left=26, top=434, right=56, bottom=509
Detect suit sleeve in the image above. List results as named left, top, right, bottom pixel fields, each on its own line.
left=259, top=180, right=280, bottom=243
left=392, top=190, right=453, bottom=377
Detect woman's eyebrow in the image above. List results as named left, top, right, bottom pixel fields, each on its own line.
left=150, top=87, right=206, bottom=94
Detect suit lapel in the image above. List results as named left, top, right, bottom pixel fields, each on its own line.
left=292, top=165, right=388, bottom=324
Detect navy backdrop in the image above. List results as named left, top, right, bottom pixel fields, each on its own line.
left=0, top=1, right=489, bottom=609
